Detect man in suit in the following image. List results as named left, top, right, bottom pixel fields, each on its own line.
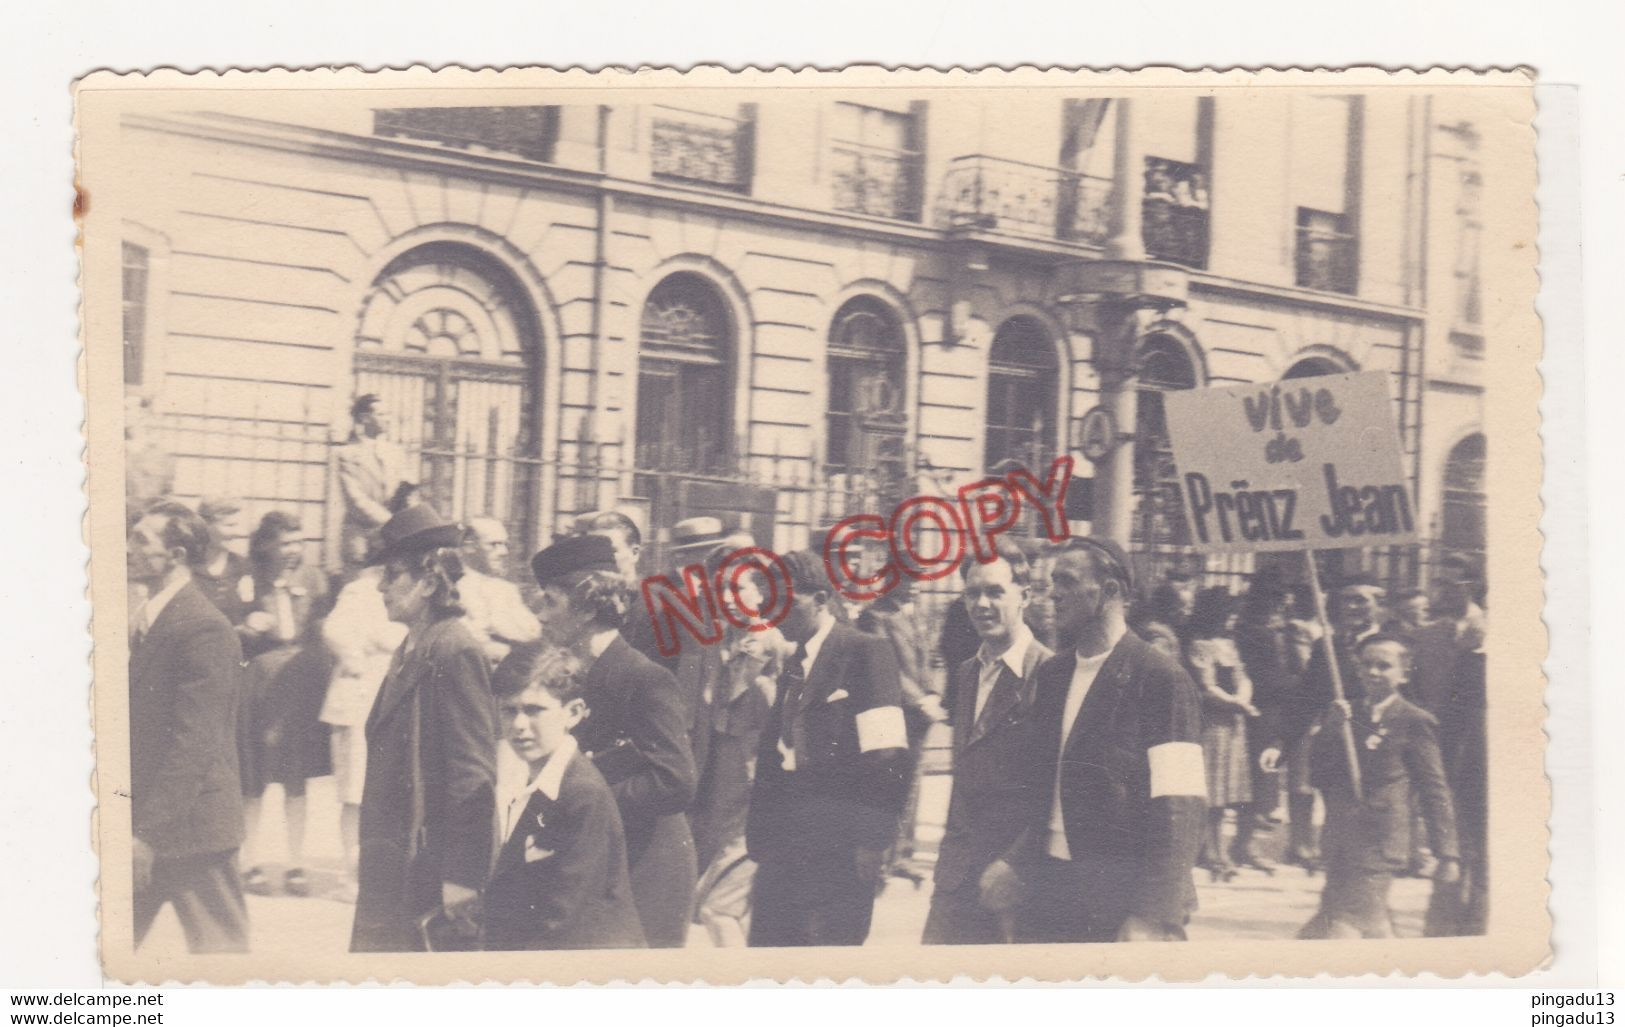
left=127, top=499, right=249, bottom=952
left=1295, top=634, right=1460, bottom=939
left=924, top=539, right=1052, bottom=944
left=978, top=536, right=1205, bottom=943
left=336, top=393, right=414, bottom=570
left=746, top=550, right=912, bottom=947
left=525, top=534, right=699, bottom=948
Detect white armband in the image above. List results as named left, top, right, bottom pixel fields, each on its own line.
left=1147, top=741, right=1207, bottom=798
left=855, top=705, right=907, bottom=753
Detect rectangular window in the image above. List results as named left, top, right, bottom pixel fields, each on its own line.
left=372, top=106, right=560, bottom=164
left=1140, top=96, right=1211, bottom=268
left=121, top=242, right=149, bottom=386
left=1290, top=96, right=1361, bottom=294
left=829, top=102, right=922, bottom=221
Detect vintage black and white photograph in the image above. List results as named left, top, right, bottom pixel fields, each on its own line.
left=75, top=66, right=1546, bottom=983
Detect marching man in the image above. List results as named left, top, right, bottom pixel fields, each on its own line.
left=745, top=550, right=912, bottom=947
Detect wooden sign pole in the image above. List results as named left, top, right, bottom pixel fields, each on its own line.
left=1302, top=551, right=1363, bottom=801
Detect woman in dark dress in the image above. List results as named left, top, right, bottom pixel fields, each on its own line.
left=237, top=510, right=333, bottom=897
left=351, top=505, right=498, bottom=952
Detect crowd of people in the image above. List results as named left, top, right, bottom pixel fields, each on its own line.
left=124, top=396, right=1489, bottom=955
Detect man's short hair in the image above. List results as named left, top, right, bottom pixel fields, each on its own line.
left=960, top=536, right=1031, bottom=586
left=197, top=496, right=243, bottom=524
left=1059, top=536, right=1133, bottom=595
left=350, top=393, right=380, bottom=421
left=577, top=509, right=642, bottom=550
left=465, top=516, right=507, bottom=544
left=143, top=499, right=212, bottom=566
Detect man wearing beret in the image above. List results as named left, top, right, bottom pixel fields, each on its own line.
left=977, top=536, right=1206, bottom=943
left=524, top=534, right=699, bottom=948
left=745, top=550, right=912, bottom=947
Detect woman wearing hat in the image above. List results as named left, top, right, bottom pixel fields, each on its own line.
left=351, top=505, right=498, bottom=952
left=525, top=533, right=699, bottom=948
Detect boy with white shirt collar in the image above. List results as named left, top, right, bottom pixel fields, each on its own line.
left=482, top=646, right=645, bottom=950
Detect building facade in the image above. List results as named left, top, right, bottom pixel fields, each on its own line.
left=117, top=88, right=1488, bottom=593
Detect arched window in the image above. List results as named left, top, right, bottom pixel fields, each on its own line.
left=635, top=272, right=734, bottom=474
left=1441, top=433, right=1486, bottom=558
left=1283, top=354, right=1351, bottom=379
left=826, top=297, right=908, bottom=497
left=985, top=316, right=1059, bottom=473
left=354, top=242, right=542, bottom=558
left=1132, top=333, right=1199, bottom=556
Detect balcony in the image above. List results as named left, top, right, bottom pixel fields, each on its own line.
left=939, top=155, right=1112, bottom=245
left=831, top=141, right=923, bottom=221
left=1294, top=211, right=1358, bottom=294
left=1142, top=157, right=1209, bottom=269
left=650, top=106, right=755, bottom=193
left=373, top=106, right=560, bottom=164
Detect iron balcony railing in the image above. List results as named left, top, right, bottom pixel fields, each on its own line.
left=1295, top=225, right=1359, bottom=294
left=938, top=154, right=1112, bottom=245
left=373, top=106, right=561, bottom=164
left=649, top=106, right=755, bottom=193
left=830, top=140, right=923, bottom=221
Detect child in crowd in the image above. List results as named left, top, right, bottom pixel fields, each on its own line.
left=1295, top=633, right=1460, bottom=939
left=483, top=647, right=645, bottom=950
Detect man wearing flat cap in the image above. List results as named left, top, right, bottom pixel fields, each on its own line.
left=977, top=536, right=1206, bottom=943
left=745, top=550, right=912, bottom=947
left=522, top=534, right=699, bottom=948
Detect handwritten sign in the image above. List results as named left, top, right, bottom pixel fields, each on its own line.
left=1162, top=371, right=1417, bottom=554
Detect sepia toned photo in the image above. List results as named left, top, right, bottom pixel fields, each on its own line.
left=74, top=66, right=1547, bottom=983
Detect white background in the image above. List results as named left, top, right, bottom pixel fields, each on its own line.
left=1, top=0, right=1616, bottom=1016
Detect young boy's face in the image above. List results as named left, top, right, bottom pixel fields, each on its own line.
left=501, top=683, right=586, bottom=768
left=1356, top=640, right=1409, bottom=705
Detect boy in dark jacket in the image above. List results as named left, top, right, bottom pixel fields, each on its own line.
left=1296, top=633, right=1460, bottom=939
left=483, top=647, right=645, bottom=950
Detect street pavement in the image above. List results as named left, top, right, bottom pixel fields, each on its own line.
left=140, top=771, right=1433, bottom=957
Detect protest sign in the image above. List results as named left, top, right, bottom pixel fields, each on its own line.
left=1162, top=371, right=1417, bottom=554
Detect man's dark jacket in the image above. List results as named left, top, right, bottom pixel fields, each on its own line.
left=129, top=580, right=246, bottom=858
left=1010, top=629, right=1206, bottom=929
